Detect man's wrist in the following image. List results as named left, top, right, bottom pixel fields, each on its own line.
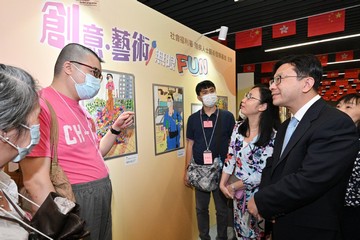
left=110, top=126, right=121, bottom=135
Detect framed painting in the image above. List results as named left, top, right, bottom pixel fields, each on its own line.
left=191, top=103, right=202, bottom=114
left=82, top=70, right=137, bottom=159
left=153, top=84, right=184, bottom=155
left=217, top=95, right=228, bottom=110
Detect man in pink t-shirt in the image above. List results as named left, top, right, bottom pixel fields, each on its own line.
left=20, top=43, right=134, bottom=240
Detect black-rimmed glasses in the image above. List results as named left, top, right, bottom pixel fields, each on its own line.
left=70, top=61, right=102, bottom=80
left=244, top=92, right=261, bottom=101
left=269, top=75, right=306, bottom=86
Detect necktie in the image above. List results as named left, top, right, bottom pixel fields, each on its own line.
left=281, top=117, right=298, bottom=155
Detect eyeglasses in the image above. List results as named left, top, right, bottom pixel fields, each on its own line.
left=69, top=61, right=102, bottom=80
left=269, top=75, right=306, bottom=86
left=244, top=92, right=261, bottom=101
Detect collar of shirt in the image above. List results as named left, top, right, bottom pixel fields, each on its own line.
left=293, top=95, right=321, bottom=122
left=201, top=108, right=218, bottom=117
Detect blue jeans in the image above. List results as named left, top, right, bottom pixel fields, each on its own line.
left=195, top=188, right=228, bottom=240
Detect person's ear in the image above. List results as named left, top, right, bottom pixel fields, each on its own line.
left=63, top=61, right=73, bottom=75
left=302, top=77, right=315, bottom=93
left=258, top=103, right=268, bottom=112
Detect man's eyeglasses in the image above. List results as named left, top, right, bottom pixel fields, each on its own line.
left=70, top=61, right=102, bottom=80
left=244, top=92, right=261, bottom=101
left=269, top=75, right=306, bottom=86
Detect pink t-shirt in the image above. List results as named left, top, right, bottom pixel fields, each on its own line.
left=28, top=87, right=108, bottom=184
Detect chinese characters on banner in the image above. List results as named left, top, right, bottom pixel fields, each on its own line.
left=40, top=1, right=150, bottom=62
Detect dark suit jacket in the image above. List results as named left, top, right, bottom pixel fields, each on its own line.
left=256, top=98, right=359, bottom=240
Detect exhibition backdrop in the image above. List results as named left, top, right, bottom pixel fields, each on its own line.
left=0, top=1, right=236, bottom=239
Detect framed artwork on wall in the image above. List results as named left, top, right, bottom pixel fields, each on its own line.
left=191, top=103, right=202, bottom=114
left=153, top=84, right=184, bottom=155
left=82, top=70, right=137, bottom=159
left=217, top=95, right=228, bottom=110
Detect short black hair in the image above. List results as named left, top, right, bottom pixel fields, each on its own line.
left=273, top=54, right=323, bottom=91
left=106, top=73, right=113, bottom=80
left=195, top=80, right=216, bottom=96
left=54, top=43, right=104, bottom=76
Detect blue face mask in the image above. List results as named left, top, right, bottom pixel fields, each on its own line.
left=0, top=124, right=40, bottom=163
left=71, top=64, right=101, bottom=100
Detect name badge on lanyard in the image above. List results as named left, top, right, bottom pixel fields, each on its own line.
left=203, top=120, right=213, bottom=128
left=203, top=150, right=213, bottom=164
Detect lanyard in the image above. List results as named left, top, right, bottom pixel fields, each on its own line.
left=200, top=109, right=219, bottom=151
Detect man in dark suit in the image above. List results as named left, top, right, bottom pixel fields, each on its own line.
left=247, top=54, right=359, bottom=240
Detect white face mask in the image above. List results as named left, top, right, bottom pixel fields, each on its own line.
left=71, top=64, right=101, bottom=100
left=202, top=93, right=217, bottom=107
left=0, top=124, right=40, bottom=163
left=167, top=101, right=173, bottom=108
left=238, top=109, right=247, bottom=119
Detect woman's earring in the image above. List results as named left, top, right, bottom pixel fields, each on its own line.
left=0, top=132, right=9, bottom=142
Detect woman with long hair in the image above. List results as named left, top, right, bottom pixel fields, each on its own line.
left=220, top=84, right=280, bottom=239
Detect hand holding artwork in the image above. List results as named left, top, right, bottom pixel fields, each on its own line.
left=112, top=111, right=135, bottom=131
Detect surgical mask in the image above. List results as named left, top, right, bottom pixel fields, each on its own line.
left=167, top=102, right=173, bottom=108
left=0, top=124, right=40, bottom=163
left=71, top=65, right=101, bottom=100
left=238, top=109, right=247, bottom=119
left=202, top=93, right=217, bottom=107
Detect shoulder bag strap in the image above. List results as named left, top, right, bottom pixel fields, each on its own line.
left=215, top=109, right=222, bottom=158
left=43, top=99, right=59, bottom=164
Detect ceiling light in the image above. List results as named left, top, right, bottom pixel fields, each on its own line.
left=203, top=26, right=229, bottom=41
left=327, top=59, right=360, bottom=65
left=265, top=33, right=360, bottom=52
left=322, top=73, right=345, bottom=77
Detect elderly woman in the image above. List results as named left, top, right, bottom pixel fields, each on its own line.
left=0, top=64, right=40, bottom=167
left=0, top=63, right=40, bottom=239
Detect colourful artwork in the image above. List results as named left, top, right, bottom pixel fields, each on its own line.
left=82, top=71, right=137, bottom=159
left=153, top=84, right=184, bottom=155
left=217, top=95, right=228, bottom=110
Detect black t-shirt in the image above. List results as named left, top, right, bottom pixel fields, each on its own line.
left=186, top=108, right=235, bottom=164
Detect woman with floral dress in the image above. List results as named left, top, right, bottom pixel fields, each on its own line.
left=336, top=93, right=360, bottom=240
left=220, top=84, right=280, bottom=240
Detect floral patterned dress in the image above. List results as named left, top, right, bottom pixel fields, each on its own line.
left=223, top=122, right=276, bottom=240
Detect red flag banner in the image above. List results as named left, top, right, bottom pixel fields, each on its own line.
left=316, top=54, right=328, bottom=66
left=321, top=80, right=332, bottom=85
left=243, top=64, right=255, bottom=72
left=261, top=77, right=270, bottom=84
left=261, top=61, right=275, bottom=73
left=326, top=71, right=339, bottom=78
left=335, top=79, right=348, bottom=86
left=345, top=69, right=359, bottom=79
left=272, top=20, right=296, bottom=38
left=335, top=50, right=354, bottom=62
left=235, top=28, right=262, bottom=49
left=322, top=95, right=330, bottom=101
left=307, top=9, right=345, bottom=37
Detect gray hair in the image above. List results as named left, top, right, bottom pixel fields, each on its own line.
left=54, top=43, right=103, bottom=76
left=0, top=64, right=39, bottom=137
